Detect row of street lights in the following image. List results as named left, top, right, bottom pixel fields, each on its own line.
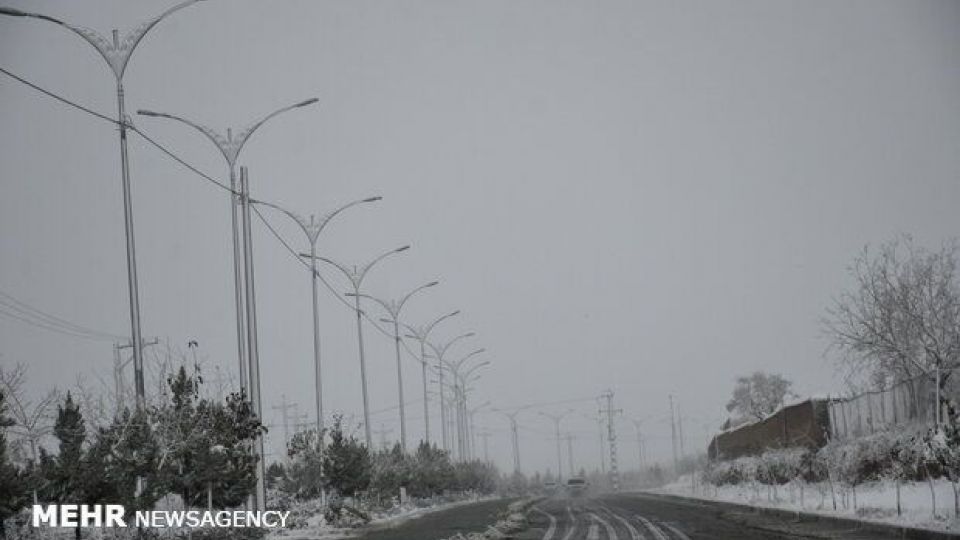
left=0, top=0, right=492, bottom=509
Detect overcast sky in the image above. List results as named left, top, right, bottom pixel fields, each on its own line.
left=2, top=0, right=959, bottom=475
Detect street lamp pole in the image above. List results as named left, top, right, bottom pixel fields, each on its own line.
left=443, top=350, right=486, bottom=460
left=239, top=166, right=266, bottom=511
left=256, top=197, right=382, bottom=443
left=403, top=310, right=460, bottom=446
left=0, top=1, right=206, bottom=410
left=540, top=410, right=572, bottom=483
left=137, top=98, right=319, bottom=394
left=314, top=246, right=410, bottom=448
left=350, top=281, right=439, bottom=452
left=426, top=333, right=476, bottom=453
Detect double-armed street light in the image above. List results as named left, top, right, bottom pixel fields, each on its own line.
left=313, top=246, right=410, bottom=449
left=466, top=400, right=492, bottom=460
left=349, top=281, right=439, bottom=452
left=403, top=311, right=460, bottom=446
left=494, top=408, right=525, bottom=474
left=250, top=197, right=383, bottom=444
left=540, top=409, right=574, bottom=483
left=425, top=333, right=476, bottom=452
left=445, top=352, right=487, bottom=460
left=137, top=99, right=320, bottom=394
left=0, top=0, right=207, bottom=411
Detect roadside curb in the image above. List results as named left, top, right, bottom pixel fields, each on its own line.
left=635, top=491, right=959, bottom=540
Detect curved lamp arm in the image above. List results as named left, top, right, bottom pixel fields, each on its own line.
left=1, top=1, right=206, bottom=79
left=428, top=332, right=475, bottom=361
left=139, top=97, right=318, bottom=167
left=452, top=348, right=486, bottom=371
left=357, top=245, right=410, bottom=286
left=397, top=281, right=439, bottom=315
left=425, top=310, right=461, bottom=339
left=231, top=98, right=318, bottom=163
left=313, top=255, right=358, bottom=289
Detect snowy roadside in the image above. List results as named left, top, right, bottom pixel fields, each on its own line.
left=266, top=495, right=500, bottom=540
left=648, top=475, right=960, bottom=535
left=438, top=498, right=540, bottom=540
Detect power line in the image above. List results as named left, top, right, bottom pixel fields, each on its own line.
left=0, top=306, right=116, bottom=342
left=0, top=290, right=124, bottom=342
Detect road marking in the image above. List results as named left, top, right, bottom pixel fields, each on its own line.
left=534, top=507, right=558, bottom=540
left=591, top=511, right=619, bottom=540
left=561, top=506, right=578, bottom=540
left=660, top=522, right=692, bottom=540
left=635, top=515, right=670, bottom=540
left=602, top=507, right=645, bottom=540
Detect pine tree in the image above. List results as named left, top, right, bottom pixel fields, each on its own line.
left=322, top=415, right=371, bottom=498
left=0, top=389, right=28, bottom=538
left=44, top=393, right=86, bottom=540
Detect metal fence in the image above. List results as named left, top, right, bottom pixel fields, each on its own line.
left=827, top=375, right=942, bottom=439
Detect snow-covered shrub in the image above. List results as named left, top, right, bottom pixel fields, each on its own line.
left=756, top=448, right=804, bottom=486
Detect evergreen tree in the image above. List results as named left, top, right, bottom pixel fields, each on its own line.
left=44, top=393, right=86, bottom=540
left=0, top=389, right=28, bottom=538
left=156, top=367, right=264, bottom=509
left=322, top=415, right=371, bottom=498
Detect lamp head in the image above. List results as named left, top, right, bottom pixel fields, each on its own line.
left=425, top=281, right=440, bottom=288
left=395, top=245, right=411, bottom=253
left=296, top=97, right=320, bottom=108
left=136, top=109, right=162, bottom=117
left=363, top=196, right=383, bottom=203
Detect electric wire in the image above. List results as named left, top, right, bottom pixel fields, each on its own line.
left=0, top=289, right=125, bottom=340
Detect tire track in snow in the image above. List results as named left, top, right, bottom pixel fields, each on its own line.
left=635, top=515, right=670, bottom=540
left=660, top=522, right=692, bottom=540
left=561, top=506, right=578, bottom=540
left=534, top=507, right=558, bottom=540
left=590, top=511, right=619, bottom=540
left=600, top=506, right=645, bottom=540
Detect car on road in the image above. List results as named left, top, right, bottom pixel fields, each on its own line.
left=542, top=480, right=559, bottom=495
left=564, top=476, right=588, bottom=497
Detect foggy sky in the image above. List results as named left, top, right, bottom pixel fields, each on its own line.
left=2, top=0, right=959, bottom=475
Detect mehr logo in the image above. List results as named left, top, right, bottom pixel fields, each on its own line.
left=32, top=505, right=291, bottom=529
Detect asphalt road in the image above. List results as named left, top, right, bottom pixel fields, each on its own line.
left=518, top=492, right=910, bottom=539
left=351, top=497, right=518, bottom=540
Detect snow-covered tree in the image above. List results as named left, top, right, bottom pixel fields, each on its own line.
left=725, top=371, right=793, bottom=423
left=825, top=236, right=960, bottom=419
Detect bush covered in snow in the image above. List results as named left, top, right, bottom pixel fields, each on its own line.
left=702, top=423, right=960, bottom=519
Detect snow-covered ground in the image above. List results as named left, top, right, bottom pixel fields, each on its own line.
left=650, top=475, right=960, bottom=534
left=267, top=495, right=498, bottom=540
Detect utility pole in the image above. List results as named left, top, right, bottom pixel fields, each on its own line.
left=271, top=395, right=296, bottom=457
left=240, top=167, right=265, bottom=511
left=597, top=416, right=607, bottom=474
left=631, top=419, right=644, bottom=472
left=540, top=410, right=571, bottom=483
left=677, top=402, right=685, bottom=459
left=669, top=394, right=679, bottom=474
left=113, top=338, right=159, bottom=410
left=600, top=390, right=621, bottom=492
left=478, top=431, right=492, bottom=462
left=498, top=410, right=522, bottom=473
left=564, top=433, right=576, bottom=478
left=374, top=423, right=394, bottom=451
